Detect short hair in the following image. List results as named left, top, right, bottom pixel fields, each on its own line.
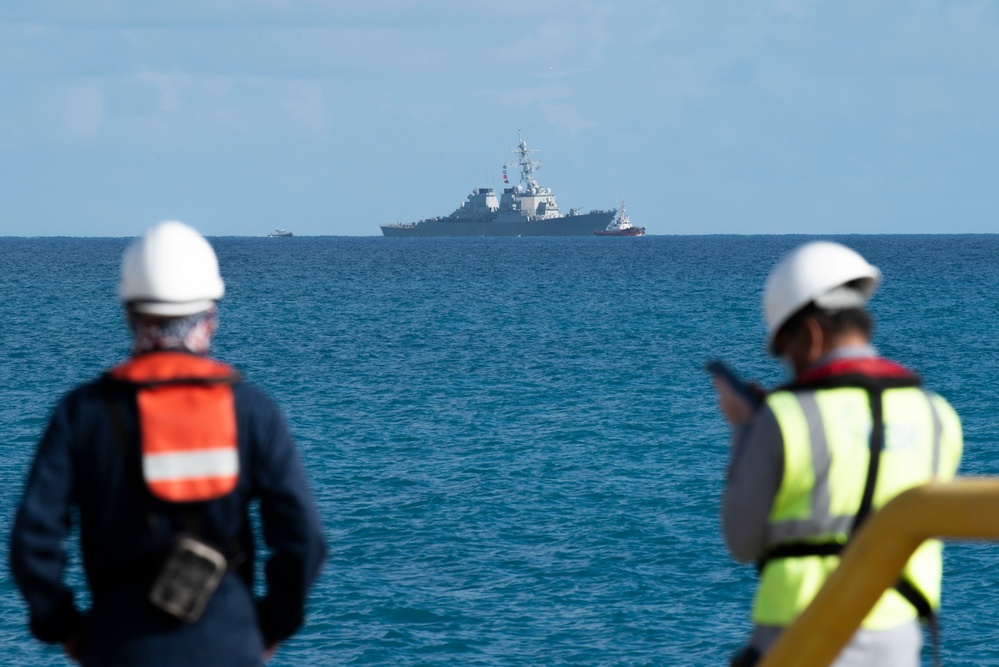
left=126, top=307, right=180, bottom=326
left=772, top=304, right=873, bottom=356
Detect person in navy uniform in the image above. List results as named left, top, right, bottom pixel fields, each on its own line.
left=10, top=221, right=327, bottom=666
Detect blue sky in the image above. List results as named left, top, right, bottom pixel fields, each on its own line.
left=1, top=1, right=997, bottom=236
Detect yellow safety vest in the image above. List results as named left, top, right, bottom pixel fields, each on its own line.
left=753, top=366, right=962, bottom=629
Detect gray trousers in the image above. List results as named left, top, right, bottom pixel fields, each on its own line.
left=750, top=620, right=922, bottom=667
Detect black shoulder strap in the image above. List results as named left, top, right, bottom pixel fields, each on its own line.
left=851, top=388, right=885, bottom=534
left=897, top=577, right=940, bottom=667
left=100, top=385, right=167, bottom=545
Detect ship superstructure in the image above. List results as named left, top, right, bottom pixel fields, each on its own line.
left=380, top=135, right=614, bottom=237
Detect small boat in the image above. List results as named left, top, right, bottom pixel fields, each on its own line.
left=268, top=229, right=294, bottom=238
left=595, top=202, right=645, bottom=237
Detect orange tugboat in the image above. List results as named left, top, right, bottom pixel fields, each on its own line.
left=595, top=202, right=645, bottom=236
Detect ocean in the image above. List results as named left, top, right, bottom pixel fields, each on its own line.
left=1, top=235, right=998, bottom=666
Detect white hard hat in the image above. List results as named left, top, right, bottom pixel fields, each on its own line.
left=118, top=221, right=225, bottom=316
left=763, top=241, right=881, bottom=353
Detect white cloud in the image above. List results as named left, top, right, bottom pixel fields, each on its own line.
left=587, top=3, right=614, bottom=63
left=539, top=102, right=595, bottom=134
left=102, top=71, right=332, bottom=142
left=135, top=71, right=185, bottom=113
left=282, top=81, right=328, bottom=138
left=65, top=82, right=104, bottom=140
left=771, top=0, right=810, bottom=20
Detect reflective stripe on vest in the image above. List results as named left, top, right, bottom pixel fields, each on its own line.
left=753, top=383, right=959, bottom=629
left=110, top=352, right=240, bottom=503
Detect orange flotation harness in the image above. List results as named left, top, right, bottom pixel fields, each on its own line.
left=109, top=352, right=241, bottom=503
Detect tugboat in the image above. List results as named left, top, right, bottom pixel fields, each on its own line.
left=595, top=202, right=645, bottom=237
left=268, top=229, right=294, bottom=237
left=380, top=134, right=615, bottom=237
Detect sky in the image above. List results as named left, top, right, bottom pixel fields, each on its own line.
left=1, top=0, right=998, bottom=236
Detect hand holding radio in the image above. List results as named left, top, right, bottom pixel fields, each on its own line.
left=705, top=360, right=765, bottom=426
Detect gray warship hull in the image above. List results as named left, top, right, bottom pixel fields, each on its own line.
left=381, top=210, right=615, bottom=237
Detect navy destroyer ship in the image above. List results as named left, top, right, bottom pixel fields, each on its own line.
left=380, top=135, right=615, bottom=237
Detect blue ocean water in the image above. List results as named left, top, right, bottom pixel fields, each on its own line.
left=1, top=235, right=998, bottom=666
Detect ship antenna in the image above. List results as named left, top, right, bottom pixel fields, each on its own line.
left=507, top=132, right=542, bottom=193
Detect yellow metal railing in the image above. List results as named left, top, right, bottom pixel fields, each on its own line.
left=759, top=478, right=999, bottom=667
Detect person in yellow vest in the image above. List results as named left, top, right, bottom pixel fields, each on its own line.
left=713, top=241, right=963, bottom=667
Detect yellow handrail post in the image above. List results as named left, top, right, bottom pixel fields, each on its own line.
left=758, top=478, right=999, bottom=667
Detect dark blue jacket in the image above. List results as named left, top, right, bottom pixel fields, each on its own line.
left=10, top=362, right=327, bottom=666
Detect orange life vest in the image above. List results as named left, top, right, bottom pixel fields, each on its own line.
left=110, top=352, right=241, bottom=503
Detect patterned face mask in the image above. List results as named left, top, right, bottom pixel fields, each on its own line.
left=130, top=307, right=218, bottom=356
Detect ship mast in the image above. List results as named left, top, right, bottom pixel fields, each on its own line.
left=506, top=131, right=542, bottom=194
